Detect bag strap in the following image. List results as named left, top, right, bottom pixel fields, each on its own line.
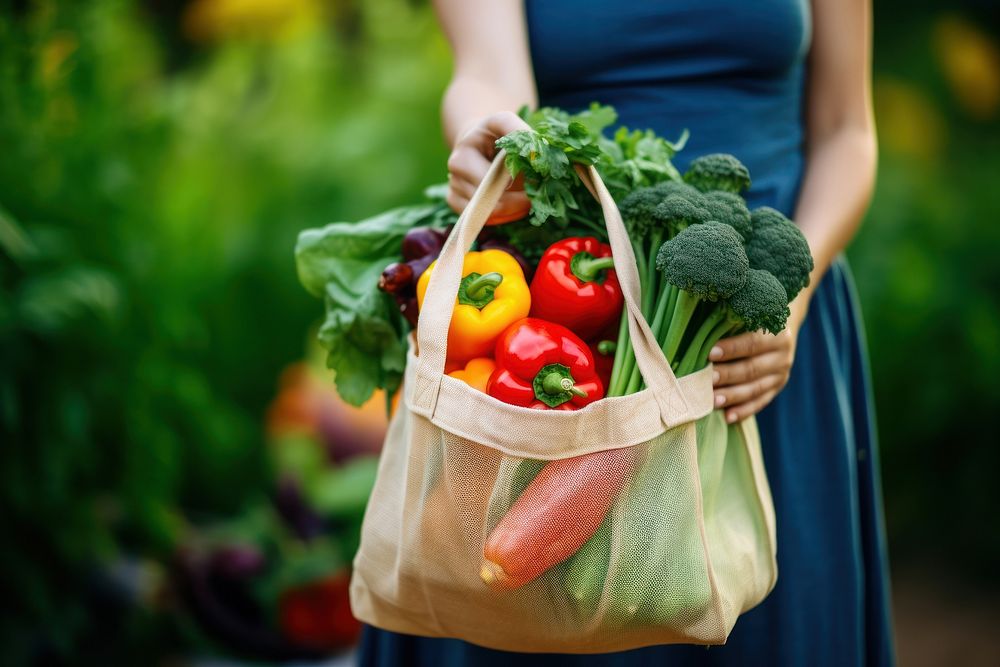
left=412, top=151, right=692, bottom=428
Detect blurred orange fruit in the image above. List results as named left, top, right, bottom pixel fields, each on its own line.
left=267, top=363, right=393, bottom=461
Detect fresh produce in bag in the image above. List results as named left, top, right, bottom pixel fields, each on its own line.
left=296, top=104, right=811, bottom=653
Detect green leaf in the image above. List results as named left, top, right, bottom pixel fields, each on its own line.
left=296, top=203, right=449, bottom=405
left=296, top=204, right=440, bottom=298
left=317, top=288, right=407, bottom=406
left=496, top=104, right=684, bottom=229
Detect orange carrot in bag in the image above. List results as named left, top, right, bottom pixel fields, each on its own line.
left=480, top=446, right=638, bottom=589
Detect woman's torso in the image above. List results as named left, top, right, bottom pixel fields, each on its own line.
left=525, top=0, right=812, bottom=213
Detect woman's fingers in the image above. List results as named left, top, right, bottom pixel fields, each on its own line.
left=714, top=372, right=786, bottom=409
left=713, top=350, right=789, bottom=387
left=446, top=177, right=531, bottom=222
left=709, top=330, right=785, bottom=362
left=447, top=145, right=491, bottom=189
left=724, top=388, right=781, bottom=424
left=446, top=111, right=532, bottom=221
left=446, top=189, right=469, bottom=217
left=708, top=328, right=797, bottom=420
left=473, top=111, right=532, bottom=153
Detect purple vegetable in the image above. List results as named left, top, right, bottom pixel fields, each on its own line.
left=401, top=226, right=447, bottom=261
left=397, top=295, right=420, bottom=328
left=385, top=226, right=452, bottom=327
left=378, top=262, right=414, bottom=295
left=406, top=253, right=436, bottom=285
left=381, top=234, right=445, bottom=298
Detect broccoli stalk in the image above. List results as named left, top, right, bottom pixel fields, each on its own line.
left=675, top=269, right=790, bottom=376
left=610, top=187, right=667, bottom=398
left=610, top=184, right=692, bottom=396
left=617, top=187, right=663, bottom=301
left=610, top=166, right=758, bottom=395
left=607, top=154, right=811, bottom=396
left=656, top=222, right=750, bottom=366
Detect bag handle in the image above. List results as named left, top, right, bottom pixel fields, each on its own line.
left=411, top=151, right=692, bottom=427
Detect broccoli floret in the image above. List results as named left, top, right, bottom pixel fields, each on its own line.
left=618, top=186, right=664, bottom=238
left=654, top=222, right=749, bottom=364
left=657, top=222, right=748, bottom=299
left=650, top=179, right=702, bottom=200
left=702, top=191, right=752, bottom=241
left=729, top=268, right=790, bottom=334
left=675, top=269, right=790, bottom=376
left=617, top=183, right=714, bottom=328
left=745, top=207, right=814, bottom=301
left=683, top=153, right=752, bottom=194
left=653, top=192, right=711, bottom=236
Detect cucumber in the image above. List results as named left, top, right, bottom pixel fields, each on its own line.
left=562, top=514, right=611, bottom=617
left=602, top=424, right=715, bottom=627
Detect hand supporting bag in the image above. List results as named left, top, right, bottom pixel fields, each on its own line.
left=349, top=153, right=778, bottom=653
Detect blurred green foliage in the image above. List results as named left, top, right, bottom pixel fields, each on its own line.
left=0, top=0, right=448, bottom=662
left=1, top=0, right=999, bottom=663
left=857, top=5, right=1000, bottom=575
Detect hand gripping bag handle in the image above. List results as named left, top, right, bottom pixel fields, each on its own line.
left=411, top=150, right=701, bottom=433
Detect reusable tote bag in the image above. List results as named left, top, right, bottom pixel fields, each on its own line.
left=349, top=153, right=778, bottom=654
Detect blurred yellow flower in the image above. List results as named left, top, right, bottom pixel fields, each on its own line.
left=933, top=15, right=1000, bottom=119
left=873, top=77, right=947, bottom=160
left=183, top=0, right=323, bottom=43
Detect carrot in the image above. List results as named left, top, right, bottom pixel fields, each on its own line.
left=480, top=447, right=638, bottom=589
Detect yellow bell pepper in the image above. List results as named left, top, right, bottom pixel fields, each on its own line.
left=416, top=249, right=531, bottom=362
left=447, top=357, right=497, bottom=393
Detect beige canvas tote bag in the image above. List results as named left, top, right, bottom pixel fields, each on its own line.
left=349, top=152, right=778, bottom=653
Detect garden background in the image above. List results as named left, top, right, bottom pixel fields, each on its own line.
left=2, top=0, right=999, bottom=665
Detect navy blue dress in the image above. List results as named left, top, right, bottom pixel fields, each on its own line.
left=359, top=1, right=895, bottom=664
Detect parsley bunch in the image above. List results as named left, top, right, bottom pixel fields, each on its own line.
left=496, top=104, right=688, bottom=229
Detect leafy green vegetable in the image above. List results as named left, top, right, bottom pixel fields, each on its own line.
left=598, top=125, right=688, bottom=194
left=295, top=202, right=455, bottom=405
left=497, top=104, right=687, bottom=228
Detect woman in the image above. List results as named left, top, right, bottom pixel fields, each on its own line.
left=360, top=0, right=894, bottom=664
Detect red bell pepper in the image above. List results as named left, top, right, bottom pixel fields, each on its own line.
left=529, top=237, right=624, bottom=341
left=487, top=318, right=603, bottom=410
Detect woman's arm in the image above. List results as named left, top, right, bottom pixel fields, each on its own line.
left=791, top=0, right=877, bottom=308
left=434, top=0, right=537, bottom=221
left=710, top=0, right=877, bottom=423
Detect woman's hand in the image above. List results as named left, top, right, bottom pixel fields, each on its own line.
left=446, top=111, right=532, bottom=224
left=709, top=300, right=809, bottom=423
